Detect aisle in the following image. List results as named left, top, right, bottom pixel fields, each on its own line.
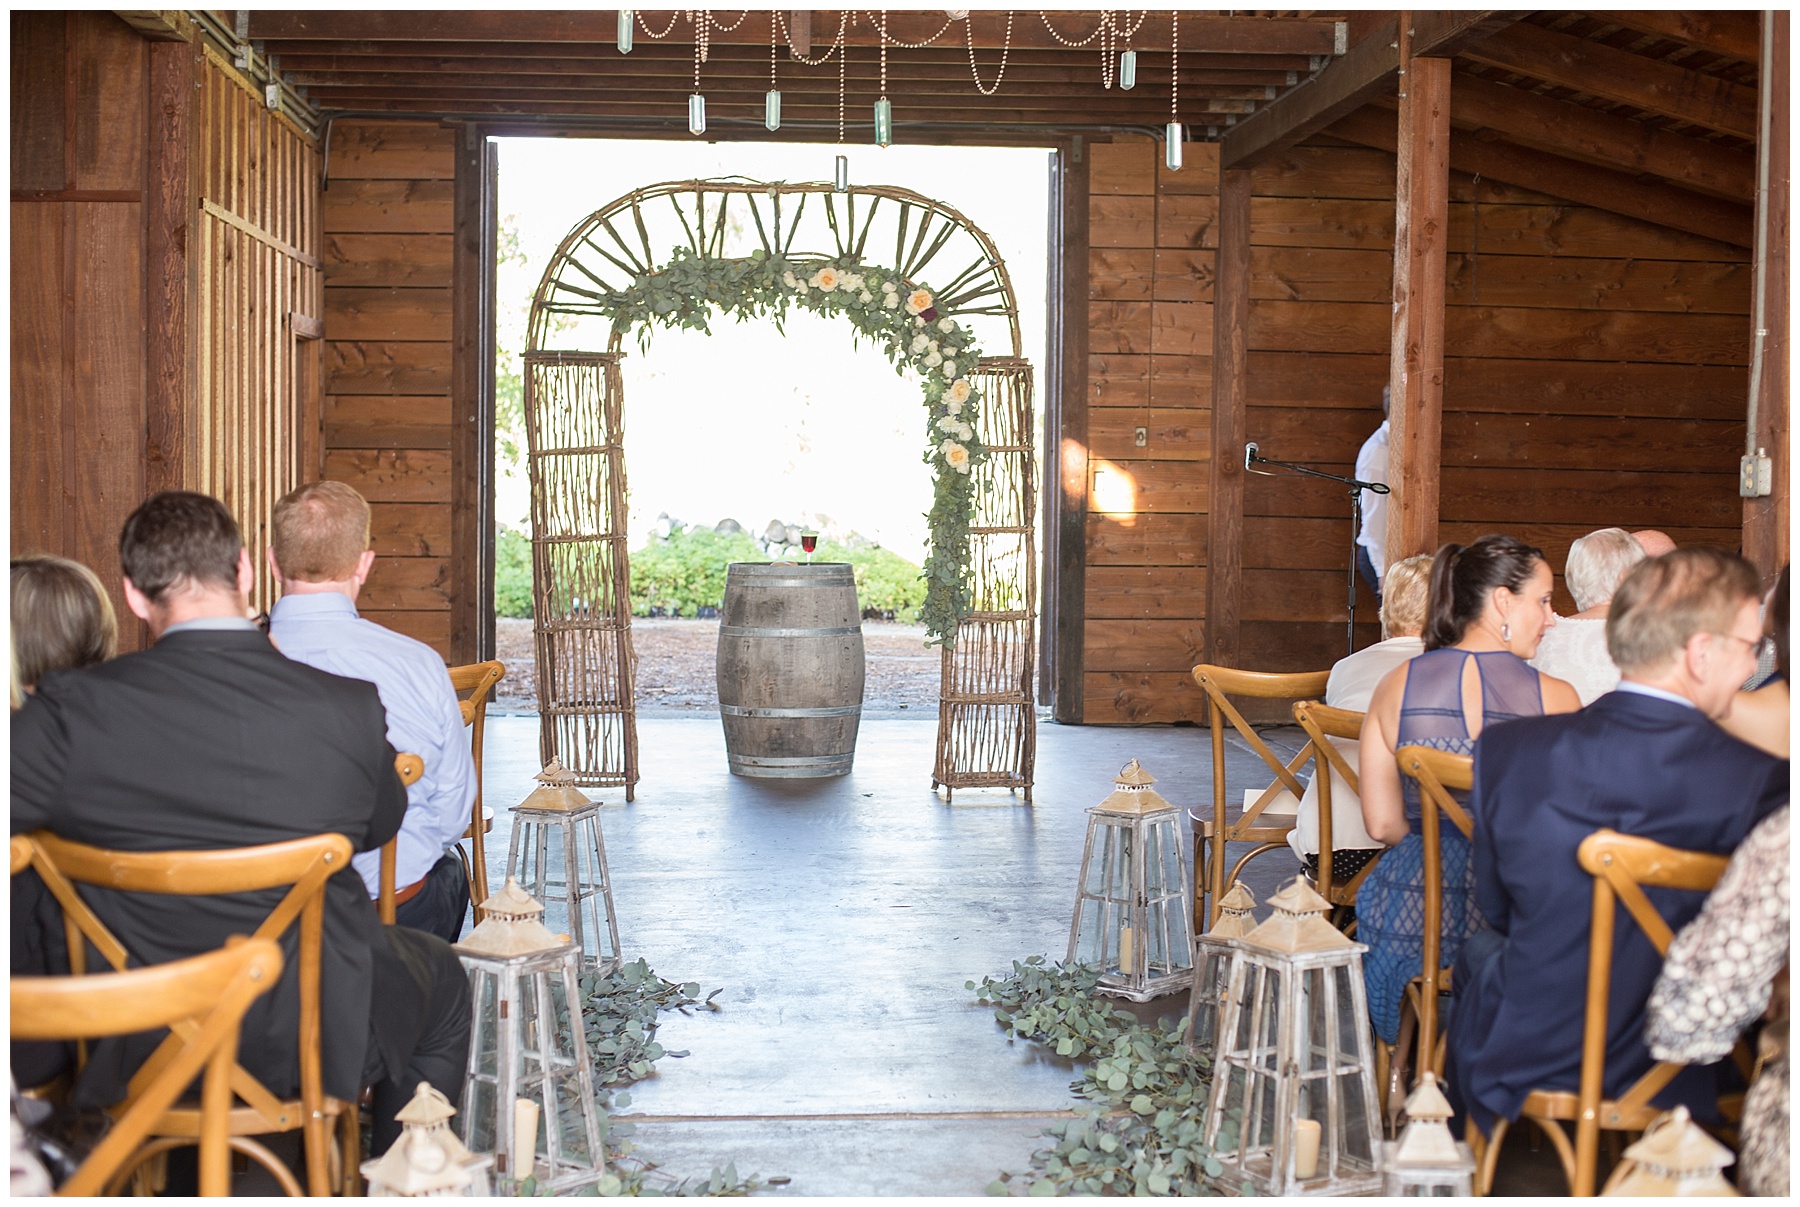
left=481, top=715, right=1304, bottom=1196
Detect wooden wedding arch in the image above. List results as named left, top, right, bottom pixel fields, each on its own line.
left=523, top=179, right=1037, bottom=802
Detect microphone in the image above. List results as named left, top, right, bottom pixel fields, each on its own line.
left=1244, top=442, right=1259, bottom=470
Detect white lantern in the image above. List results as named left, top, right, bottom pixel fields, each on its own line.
left=1068, top=760, right=1193, bottom=1001
left=1381, top=1071, right=1475, bottom=1196
left=454, top=879, right=607, bottom=1193
left=1601, top=1105, right=1738, bottom=1197
left=362, top=1081, right=493, bottom=1197
left=1186, top=880, right=1255, bottom=1052
left=1201, top=876, right=1383, bottom=1195
left=505, top=760, right=621, bottom=973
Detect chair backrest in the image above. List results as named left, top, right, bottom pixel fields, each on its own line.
left=1192, top=665, right=1332, bottom=830
left=11, top=832, right=32, bottom=875
left=11, top=936, right=284, bottom=1197
left=1292, top=700, right=1364, bottom=901
left=1394, top=745, right=1476, bottom=1076
left=22, top=830, right=354, bottom=1138
left=1568, top=829, right=1730, bottom=1195
left=447, top=660, right=505, bottom=918
left=378, top=753, right=426, bottom=925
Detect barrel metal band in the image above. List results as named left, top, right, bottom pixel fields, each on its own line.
left=727, top=577, right=852, bottom=589
left=720, top=704, right=863, bottom=719
left=719, top=625, right=862, bottom=638
left=728, top=754, right=855, bottom=767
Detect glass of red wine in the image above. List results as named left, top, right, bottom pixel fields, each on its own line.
left=800, top=532, right=818, bottom=564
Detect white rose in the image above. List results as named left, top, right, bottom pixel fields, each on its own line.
left=942, top=360, right=957, bottom=378
left=938, top=318, right=954, bottom=333
left=883, top=293, right=901, bottom=308
left=782, top=271, right=798, bottom=287
left=926, top=340, right=940, bottom=355
left=941, top=440, right=971, bottom=474
left=945, top=398, right=965, bottom=416
left=858, top=290, right=873, bottom=304
left=947, top=379, right=972, bottom=405
left=843, top=273, right=864, bottom=291
left=906, top=289, right=934, bottom=315
left=957, top=420, right=973, bottom=441
left=914, top=316, right=926, bottom=328
left=911, top=334, right=930, bottom=353
left=925, top=351, right=943, bottom=368
left=810, top=266, right=841, bottom=291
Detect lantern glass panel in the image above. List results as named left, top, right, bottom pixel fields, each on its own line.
left=1186, top=939, right=1230, bottom=1050
left=465, top=1075, right=497, bottom=1154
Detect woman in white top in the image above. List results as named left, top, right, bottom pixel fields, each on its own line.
left=1528, top=527, right=1646, bottom=705
left=1287, top=554, right=1433, bottom=883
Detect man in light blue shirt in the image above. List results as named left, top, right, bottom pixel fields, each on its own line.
left=267, top=481, right=475, bottom=942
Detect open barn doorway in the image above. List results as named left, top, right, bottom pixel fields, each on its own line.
left=488, top=138, right=1053, bottom=795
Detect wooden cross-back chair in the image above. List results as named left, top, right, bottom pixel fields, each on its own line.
left=448, top=660, right=506, bottom=918
left=21, top=830, right=359, bottom=1197
left=10, top=930, right=284, bottom=1197
left=377, top=752, right=427, bottom=925
left=1391, top=745, right=1475, bottom=1103
left=1190, top=665, right=1332, bottom=929
left=1291, top=700, right=1381, bottom=912
left=1470, top=829, right=1742, bottom=1198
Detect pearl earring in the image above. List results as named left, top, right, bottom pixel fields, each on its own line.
left=1501, top=621, right=1512, bottom=642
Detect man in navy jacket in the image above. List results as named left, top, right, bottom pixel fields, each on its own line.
left=1449, top=547, right=1788, bottom=1135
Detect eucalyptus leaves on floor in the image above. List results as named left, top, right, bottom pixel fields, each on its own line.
left=519, top=957, right=775, bottom=1197
left=969, top=957, right=1250, bottom=1197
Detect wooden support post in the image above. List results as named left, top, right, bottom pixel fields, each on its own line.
left=1385, top=42, right=1451, bottom=567
left=145, top=38, right=198, bottom=498
left=1205, top=168, right=1251, bottom=668
left=1051, top=140, right=1089, bottom=723
left=451, top=124, right=498, bottom=664
left=1743, top=10, right=1789, bottom=586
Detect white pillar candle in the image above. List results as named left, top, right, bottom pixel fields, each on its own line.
left=1294, top=1117, right=1322, bottom=1180
left=1118, top=925, right=1134, bottom=973
left=513, top=1098, right=539, bottom=1183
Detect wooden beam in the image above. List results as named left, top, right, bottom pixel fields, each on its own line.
left=1221, top=11, right=1523, bottom=170
left=1603, top=11, right=1763, bottom=65
left=249, top=11, right=1346, bottom=56
left=300, top=95, right=1258, bottom=124
left=450, top=124, right=495, bottom=664
left=145, top=38, right=197, bottom=496
left=1742, top=12, right=1788, bottom=585
left=1334, top=105, right=1754, bottom=248
left=1462, top=22, right=1758, bottom=139
left=1205, top=168, right=1252, bottom=667
left=786, top=10, right=810, bottom=58
left=1386, top=54, right=1451, bottom=567
left=1449, top=73, right=1755, bottom=202
left=113, top=11, right=193, bottom=42
left=1051, top=142, right=1088, bottom=723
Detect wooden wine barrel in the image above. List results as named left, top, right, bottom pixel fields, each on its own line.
left=716, top=562, right=865, bottom=778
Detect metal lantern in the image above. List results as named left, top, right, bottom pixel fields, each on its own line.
left=362, top=1081, right=493, bottom=1197
left=1186, top=881, right=1256, bottom=1052
left=1380, top=1071, right=1475, bottom=1196
left=1068, top=759, right=1194, bottom=1001
left=505, top=760, right=621, bottom=973
left=1601, top=1106, right=1738, bottom=1197
left=454, top=879, right=607, bottom=1194
left=1201, top=876, right=1383, bottom=1196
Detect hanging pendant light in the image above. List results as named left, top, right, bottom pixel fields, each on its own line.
left=689, top=93, right=707, bottom=136
left=1165, top=11, right=1182, bottom=172
left=616, top=10, right=633, bottom=54
left=834, top=154, right=850, bottom=192
left=765, top=90, right=782, bottom=131
left=873, top=97, right=893, bottom=147
left=1119, top=49, right=1137, bottom=90
left=1166, top=123, right=1183, bottom=171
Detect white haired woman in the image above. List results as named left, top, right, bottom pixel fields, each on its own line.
left=1528, top=527, right=1646, bottom=705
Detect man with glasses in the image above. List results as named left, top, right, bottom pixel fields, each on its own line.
left=1448, top=547, right=1788, bottom=1139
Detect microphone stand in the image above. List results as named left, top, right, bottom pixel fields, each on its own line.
left=1245, top=446, right=1390, bottom=656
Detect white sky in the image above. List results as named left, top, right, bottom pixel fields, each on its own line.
left=494, top=137, right=1052, bottom=564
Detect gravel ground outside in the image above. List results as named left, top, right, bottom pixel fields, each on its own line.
left=493, top=617, right=942, bottom=717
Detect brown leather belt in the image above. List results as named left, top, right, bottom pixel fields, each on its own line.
left=391, top=875, right=429, bottom=907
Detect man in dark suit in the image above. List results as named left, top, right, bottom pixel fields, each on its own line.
left=1449, top=547, right=1788, bottom=1136
left=11, top=492, right=470, bottom=1151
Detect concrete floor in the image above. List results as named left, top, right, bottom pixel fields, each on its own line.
left=479, top=713, right=1310, bottom=1196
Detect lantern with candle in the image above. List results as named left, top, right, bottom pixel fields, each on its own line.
left=1600, top=1106, right=1738, bottom=1197
left=1067, top=760, right=1194, bottom=1001
left=453, top=878, right=607, bottom=1193
left=1200, top=876, right=1383, bottom=1195
left=504, top=760, right=622, bottom=973
left=1380, top=1071, right=1475, bottom=1195
left=1186, top=881, right=1256, bottom=1052
left=362, top=1081, right=493, bottom=1197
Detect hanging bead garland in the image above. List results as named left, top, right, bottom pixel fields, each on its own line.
left=1166, top=10, right=1183, bottom=171
left=965, top=9, right=1016, bottom=96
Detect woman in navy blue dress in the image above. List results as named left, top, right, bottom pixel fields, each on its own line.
left=1355, top=535, right=1581, bottom=1049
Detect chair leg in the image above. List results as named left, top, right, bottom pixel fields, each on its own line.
left=339, top=1102, right=363, bottom=1196
left=1527, top=1116, right=1579, bottom=1194
left=470, top=821, right=490, bottom=918
left=302, top=1108, right=331, bottom=1196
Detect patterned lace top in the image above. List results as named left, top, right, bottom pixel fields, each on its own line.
left=1395, top=648, right=1544, bottom=829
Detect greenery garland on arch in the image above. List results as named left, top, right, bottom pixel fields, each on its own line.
left=591, top=247, right=987, bottom=645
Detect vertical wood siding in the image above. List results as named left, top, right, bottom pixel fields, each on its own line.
left=192, top=47, right=323, bottom=615
left=1077, top=133, right=1750, bottom=724
left=321, top=120, right=457, bottom=657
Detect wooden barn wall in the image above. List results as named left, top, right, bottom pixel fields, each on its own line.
left=1078, top=133, right=1749, bottom=725
left=11, top=11, right=151, bottom=645
left=192, top=46, right=323, bottom=615
left=321, top=120, right=458, bottom=657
